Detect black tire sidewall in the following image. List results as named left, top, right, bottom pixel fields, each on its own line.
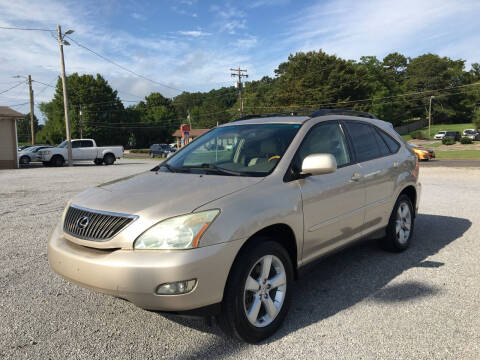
left=385, top=194, right=414, bottom=251
left=221, top=240, right=293, bottom=343
left=20, top=156, right=30, bottom=165
left=104, top=154, right=115, bottom=165
left=53, top=156, right=64, bottom=167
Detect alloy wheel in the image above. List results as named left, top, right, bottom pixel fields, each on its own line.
left=396, top=202, right=411, bottom=245
left=243, top=254, right=287, bottom=328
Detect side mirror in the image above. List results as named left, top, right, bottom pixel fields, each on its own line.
left=301, top=153, right=337, bottom=176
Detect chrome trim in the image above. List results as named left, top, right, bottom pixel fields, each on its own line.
left=64, top=204, right=138, bottom=242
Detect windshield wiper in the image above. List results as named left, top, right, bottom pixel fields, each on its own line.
left=152, top=163, right=181, bottom=173
left=182, top=163, right=245, bottom=176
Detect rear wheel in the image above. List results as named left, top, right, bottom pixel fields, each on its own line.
left=103, top=153, right=115, bottom=165
left=216, top=240, right=293, bottom=343
left=20, top=156, right=30, bottom=165
left=51, top=155, right=64, bottom=167
left=380, top=194, right=414, bottom=252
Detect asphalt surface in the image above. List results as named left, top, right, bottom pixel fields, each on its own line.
left=419, top=159, right=480, bottom=167
left=1, top=160, right=479, bottom=359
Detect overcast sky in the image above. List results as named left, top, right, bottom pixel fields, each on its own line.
left=1, top=0, right=479, bottom=120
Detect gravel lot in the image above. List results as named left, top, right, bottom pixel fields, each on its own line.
left=1, top=160, right=479, bottom=359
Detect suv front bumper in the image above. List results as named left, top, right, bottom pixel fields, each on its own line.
left=48, top=224, right=243, bottom=311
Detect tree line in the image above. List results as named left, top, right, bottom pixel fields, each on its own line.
left=32, top=50, right=480, bottom=148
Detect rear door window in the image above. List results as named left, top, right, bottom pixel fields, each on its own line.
left=81, top=140, right=94, bottom=147
left=344, top=122, right=381, bottom=162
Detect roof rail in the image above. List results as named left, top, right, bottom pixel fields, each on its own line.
left=232, top=110, right=311, bottom=122
left=309, top=109, right=378, bottom=119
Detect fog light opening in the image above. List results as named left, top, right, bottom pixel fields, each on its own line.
left=155, top=279, right=197, bottom=295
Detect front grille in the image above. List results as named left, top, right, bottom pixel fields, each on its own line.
left=63, top=205, right=137, bottom=241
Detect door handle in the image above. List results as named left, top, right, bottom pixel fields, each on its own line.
left=350, top=172, right=362, bottom=182
left=393, top=161, right=399, bottom=168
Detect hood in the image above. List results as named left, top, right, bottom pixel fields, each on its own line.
left=71, top=171, right=263, bottom=220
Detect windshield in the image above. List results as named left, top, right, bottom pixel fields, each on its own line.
left=464, top=130, right=475, bottom=134
left=58, top=141, right=67, bottom=148
left=163, top=123, right=301, bottom=177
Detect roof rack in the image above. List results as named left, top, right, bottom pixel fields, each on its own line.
left=231, top=108, right=378, bottom=122
left=309, top=109, right=378, bottom=119
left=232, top=110, right=311, bottom=122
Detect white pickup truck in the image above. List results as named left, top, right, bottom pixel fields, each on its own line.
left=39, top=139, right=123, bottom=167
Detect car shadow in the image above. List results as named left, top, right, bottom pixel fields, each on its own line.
left=159, top=213, right=471, bottom=358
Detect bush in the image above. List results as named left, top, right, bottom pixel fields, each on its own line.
left=130, top=148, right=150, bottom=153
left=442, top=137, right=455, bottom=145
left=460, top=137, right=473, bottom=144
left=411, top=130, right=425, bottom=140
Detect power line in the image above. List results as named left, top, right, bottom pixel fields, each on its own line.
left=7, top=101, right=29, bottom=107
left=0, top=81, right=25, bottom=95
left=65, top=35, right=185, bottom=94
left=0, top=26, right=55, bottom=32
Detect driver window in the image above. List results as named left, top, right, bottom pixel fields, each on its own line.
left=296, top=122, right=351, bottom=168
left=72, top=141, right=81, bottom=149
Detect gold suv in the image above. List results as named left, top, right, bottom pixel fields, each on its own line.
left=48, top=109, right=421, bottom=343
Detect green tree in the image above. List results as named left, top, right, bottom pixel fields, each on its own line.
left=38, top=73, right=125, bottom=145
left=132, top=93, right=178, bottom=148
left=17, top=113, right=40, bottom=144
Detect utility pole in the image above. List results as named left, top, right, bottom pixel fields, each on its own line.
left=79, top=105, right=83, bottom=138
left=230, top=67, right=248, bottom=117
left=27, top=75, right=35, bottom=145
left=57, top=25, right=74, bottom=166
left=13, top=74, right=35, bottom=144
left=428, top=95, right=435, bottom=138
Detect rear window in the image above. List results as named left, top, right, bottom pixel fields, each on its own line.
left=376, top=129, right=400, bottom=153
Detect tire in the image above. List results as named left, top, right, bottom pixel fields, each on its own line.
left=20, top=156, right=30, bottom=165
left=380, top=194, right=415, bottom=252
left=103, top=153, right=115, bottom=165
left=94, top=158, right=103, bottom=165
left=51, top=155, right=64, bottom=167
left=216, top=240, right=293, bottom=343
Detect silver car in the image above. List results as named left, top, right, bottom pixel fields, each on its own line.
left=48, top=110, right=421, bottom=343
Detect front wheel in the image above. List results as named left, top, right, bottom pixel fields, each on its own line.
left=216, top=240, right=293, bottom=343
left=20, top=156, right=30, bottom=165
left=51, top=155, right=64, bottom=167
left=380, top=194, right=414, bottom=252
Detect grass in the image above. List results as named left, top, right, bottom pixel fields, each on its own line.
left=435, top=150, right=480, bottom=159
left=427, top=142, right=442, bottom=147
left=404, top=123, right=475, bottom=140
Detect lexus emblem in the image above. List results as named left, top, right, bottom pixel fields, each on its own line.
left=77, top=216, right=90, bottom=229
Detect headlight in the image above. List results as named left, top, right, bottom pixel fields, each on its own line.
left=134, top=210, right=219, bottom=249
left=43, top=150, right=51, bottom=155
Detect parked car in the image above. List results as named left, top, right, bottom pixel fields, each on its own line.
left=462, top=129, right=480, bottom=140
left=434, top=131, right=447, bottom=140
left=408, top=143, right=435, bottom=161
left=18, top=145, right=54, bottom=165
left=18, top=144, right=34, bottom=152
left=38, top=139, right=123, bottom=167
left=149, top=143, right=174, bottom=158
left=444, top=131, right=461, bottom=141
left=48, top=110, right=420, bottom=343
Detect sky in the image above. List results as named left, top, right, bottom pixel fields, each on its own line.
left=1, top=0, right=480, bottom=121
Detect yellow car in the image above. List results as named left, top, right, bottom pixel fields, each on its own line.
left=408, top=143, right=435, bottom=161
